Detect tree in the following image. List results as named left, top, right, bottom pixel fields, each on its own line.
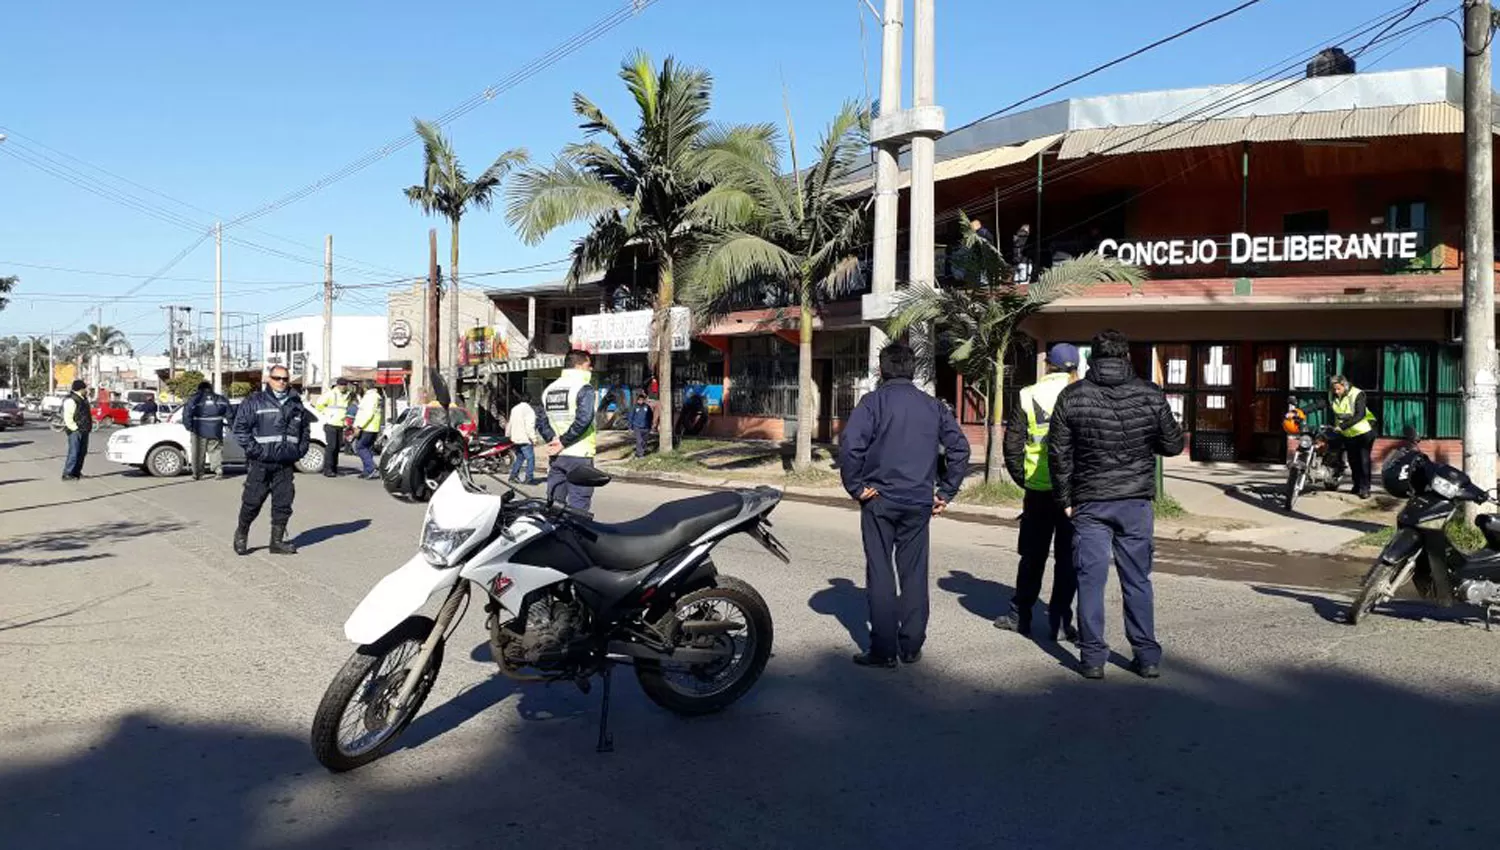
left=507, top=51, right=763, bottom=453
left=167, top=370, right=206, bottom=401
left=687, top=101, right=869, bottom=470
left=404, top=119, right=527, bottom=400
left=888, top=224, right=1144, bottom=483
left=25, top=336, right=50, bottom=381
left=0, top=275, right=16, bottom=312
left=228, top=381, right=253, bottom=399
left=71, top=324, right=129, bottom=387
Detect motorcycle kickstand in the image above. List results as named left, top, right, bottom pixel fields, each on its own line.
left=595, top=662, right=615, bottom=754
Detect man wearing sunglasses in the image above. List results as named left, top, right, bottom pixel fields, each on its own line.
left=230, top=366, right=311, bottom=556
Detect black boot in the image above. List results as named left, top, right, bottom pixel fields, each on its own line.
left=269, top=525, right=298, bottom=555
left=233, top=524, right=249, bottom=556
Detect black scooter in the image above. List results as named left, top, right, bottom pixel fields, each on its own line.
left=1348, top=439, right=1500, bottom=626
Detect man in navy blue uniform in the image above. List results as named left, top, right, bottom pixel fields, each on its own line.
left=840, top=342, right=971, bottom=669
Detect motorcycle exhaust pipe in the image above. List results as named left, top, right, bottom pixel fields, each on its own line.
left=680, top=621, right=744, bottom=636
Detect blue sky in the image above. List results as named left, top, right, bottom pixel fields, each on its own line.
left=0, top=0, right=1468, bottom=350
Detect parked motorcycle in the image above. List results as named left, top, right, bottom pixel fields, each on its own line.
left=1347, top=438, right=1500, bottom=626
left=466, top=433, right=518, bottom=476
left=1282, top=402, right=1345, bottom=512
left=311, top=375, right=787, bottom=771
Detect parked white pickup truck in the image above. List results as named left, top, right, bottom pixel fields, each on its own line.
left=104, top=405, right=331, bottom=477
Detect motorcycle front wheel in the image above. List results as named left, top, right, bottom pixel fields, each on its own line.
left=1284, top=467, right=1305, bottom=512
left=311, top=615, right=444, bottom=772
left=1348, top=557, right=1414, bottom=625
left=635, top=576, right=773, bottom=716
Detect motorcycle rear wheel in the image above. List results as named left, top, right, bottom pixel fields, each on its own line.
left=311, top=615, right=444, bottom=772
left=1348, top=560, right=1401, bottom=625
left=635, top=578, right=773, bottom=716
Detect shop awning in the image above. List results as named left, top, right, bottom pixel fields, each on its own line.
left=836, top=133, right=1062, bottom=197
left=483, top=354, right=566, bottom=375
left=1057, top=102, right=1469, bottom=160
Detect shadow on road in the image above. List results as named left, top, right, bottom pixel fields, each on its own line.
left=808, top=577, right=869, bottom=652
left=1253, top=584, right=1473, bottom=626
left=0, top=520, right=188, bottom=567
left=292, top=519, right=372, bottom=548
left=0, top=440, right=34, bottom=451
left=3, top=652, right=1498, bottom=849
left=0, top=583, right=153, bottom=631
left=0, top=478, right=40, bottom=487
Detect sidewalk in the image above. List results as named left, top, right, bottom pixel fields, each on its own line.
left=596, top=437, right=1394, bottom=557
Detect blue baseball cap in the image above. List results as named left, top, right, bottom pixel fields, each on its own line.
left=1047, top=343, right=1080, bottom=369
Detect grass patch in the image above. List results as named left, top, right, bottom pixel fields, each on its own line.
left=1153, top=492, right=1188, bottom=520
left=622, top=451, right=706, bottom=474
left=1349, top=519, right=1482, bottom=553
left=1351, top=526, right=1396, bottom=549
left=784, top=467, right=841, bottom=487
left=960, top=480, right=1025, bottom=507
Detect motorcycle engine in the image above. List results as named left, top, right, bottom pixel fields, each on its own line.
left=493, top=597, right=586, bottom=671
left=1460, top=580, right=1500, bottom=606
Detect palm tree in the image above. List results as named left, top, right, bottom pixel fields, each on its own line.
left=71, top=323, right=129, bottom=387
left=889, top=224, right=1143, bottom=484
left=687, top=102, right=870, bottom=470
left=0, top=275, right=16, bottom=312
left=506, top=51, right=763, bottom=453
left=25, top=335, right=49, bottom=381
left=404, top=118, right=527, bottom=398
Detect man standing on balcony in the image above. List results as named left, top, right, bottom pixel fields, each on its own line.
left=995, top=344, right=1080, bottom=643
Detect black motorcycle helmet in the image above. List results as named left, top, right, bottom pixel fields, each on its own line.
left=1381, top=440, right=1428, bottom=499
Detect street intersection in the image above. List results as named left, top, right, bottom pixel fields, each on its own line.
left=2, top=425, right=1498, bottom=849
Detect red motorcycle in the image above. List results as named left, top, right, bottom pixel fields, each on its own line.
left=464, top=432, right=518, bottom=476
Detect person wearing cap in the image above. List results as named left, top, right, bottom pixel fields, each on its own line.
left=996, top=343, right=1081, bottom=642
left=60, top=378, right=93, bottom=481
left=314, top=377, right=354, bottom=477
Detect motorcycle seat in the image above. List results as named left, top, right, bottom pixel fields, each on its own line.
left=571, top=492, right=747, bottom=571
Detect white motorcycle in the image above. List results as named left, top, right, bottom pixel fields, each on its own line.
left=310, top=420, right=788, bottom=772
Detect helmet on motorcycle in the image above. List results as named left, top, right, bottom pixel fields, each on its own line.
left=1281, top=413, right=1303, bottom=436
left=1380, top=446, right=1428, bottom=499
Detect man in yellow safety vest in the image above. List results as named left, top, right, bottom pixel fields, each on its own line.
left=996, top=343, right=1081, bottom=642
left=536, top=349, right=598, bottom=511
left=1330, top=374, right=1377, bottom=499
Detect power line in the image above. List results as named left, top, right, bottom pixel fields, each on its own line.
left=0, top=259, right=321, bottom=286
left=222, top=0, right=662, bottom=230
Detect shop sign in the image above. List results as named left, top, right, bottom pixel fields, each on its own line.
left=572, top=307, right=691, bottom=355
left=1097, top=231, right=1421, bottom=267
left=458, top=327, right=510, bottom=366
left=389, top=319, right=412, bottom=348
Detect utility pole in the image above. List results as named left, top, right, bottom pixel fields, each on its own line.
left=863, top=0, right=944, bottom=393
left=164, top=305, right=177, bottom=381
left=427, top=228, right=440, bottom=398
left=1463, top=0, right=1496, bottom=520
left=322, top=233, right=334, bottom=393
left=48, top=330, right=55, bottom=393
left=214, top=223, right=225, bottom=393
left=95, top=305, right=103, bottom=389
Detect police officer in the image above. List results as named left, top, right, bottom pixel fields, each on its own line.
left=839, top=342, right=972, bottom=669
left=628, top=390, right=653, bottom=458
left=231, top=365, right=311, bottom=556
left=183, top=380, right=230, bottom=480
left=60, top=379, right=93, bottom=481
left=1330, top=375, right=1377, bottom=499
left=352, top=380, right=384, bottom=479
left=315, top=377, right=354, bottom=477
left=995, top=344, right=1080, bottom=642
left=536, top=349, right=598, bottom=511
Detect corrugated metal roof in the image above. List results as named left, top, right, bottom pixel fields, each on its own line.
left=837, top=134, right=1062, bottom=196
left=1057, top=103, right=1466, bottom=159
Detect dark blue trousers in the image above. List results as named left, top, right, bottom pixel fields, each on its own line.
left=1072, top=498, right=1161, bottom=668
left=1012, top=488, right=1077, bottom=634
left=861, top=498, right=931, bottom=659
left=64, top=431, right=89, bottom=478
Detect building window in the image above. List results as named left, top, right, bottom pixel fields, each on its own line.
left=1283, top=209, right=1330, bottom=235
left=728, top=336, right=798, bottom=418
left=1387, top=200, right=1429, bottom=249
left=1436, top=346, right=1462, bottom=439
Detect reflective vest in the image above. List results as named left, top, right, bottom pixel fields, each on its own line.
left=1019, top=372, right=1071, bottom=491
left=543, top=369, right=596, bottom=458
left=354, top=390, right=384, bottom=433
left=316, top=388, right=351, bottom=420
left=1331, top=386, right=1376, bottom=438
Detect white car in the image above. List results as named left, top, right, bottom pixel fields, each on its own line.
left=105, top=404, right=330, bottom=477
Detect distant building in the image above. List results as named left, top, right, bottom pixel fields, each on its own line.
left=262, top=315, right=388, bottom=391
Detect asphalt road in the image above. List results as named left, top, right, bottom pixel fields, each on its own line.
left=2, top=425, right=1498, bottom=850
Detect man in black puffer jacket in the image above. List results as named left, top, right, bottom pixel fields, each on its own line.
left=231, top=365, right=312, bottom=556
left=1048, top=329, right=1184, bottom=681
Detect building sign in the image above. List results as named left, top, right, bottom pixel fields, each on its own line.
left=389, top=319, right=412, bottom=348
left=572, top=307, right=691, bottom=355
left=1097, top=232, right=1421, bottom=267
left=458, top=327, right=508, bottom=366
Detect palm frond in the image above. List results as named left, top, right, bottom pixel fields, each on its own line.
left=1026, top=252, right=1145, bottom=306
left=567, top=216, right=631, bottom=288
left=505, top=159, right=632, bottom=245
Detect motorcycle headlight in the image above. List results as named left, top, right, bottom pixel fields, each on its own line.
left=420, top=517, right=479, bottom=566
left=1297, top=435, right=1313, bottom=449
